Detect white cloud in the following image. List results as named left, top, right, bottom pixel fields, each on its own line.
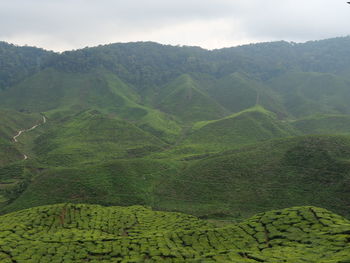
left=0, top=0, right=349, bottom=51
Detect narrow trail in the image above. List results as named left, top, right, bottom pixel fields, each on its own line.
left=13, top=115, right=47, bottom=160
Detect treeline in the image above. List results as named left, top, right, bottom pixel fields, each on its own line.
left=0, top=42, right=51, bottom=90
left=2, top=36, right=350, bottom=90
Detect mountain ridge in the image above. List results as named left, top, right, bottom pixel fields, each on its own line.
left=1, top=36, right=350, bottom=221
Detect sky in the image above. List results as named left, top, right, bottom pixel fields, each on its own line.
left=0, top=0, right=350, bottom=51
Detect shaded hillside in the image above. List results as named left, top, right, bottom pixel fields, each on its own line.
left=0, top=110, right=41, bottom=141
left=268, top=72, right=350, bottom=117
left=0, top=203, right=349, bottom=262
left=194, top=72, right=287, bottom=117
left=3, top=38, right=350, bottom=121
left=0, top=41, right=51, bottom=90
left=0, top=158, right=178, bottom=213
left=32, top=110, right=167, bottom=166
left=0, top=68, right=181, bottom=143
left=293, top=114, right=350, bottom=135
left=158, top=74, right=227, bottom=122
left=0, top=110, right=42, bottom=165
left=0, top=68, right=143, bottom=113
left=1, top=37, right=350, bottom=224
left=0, top=139, right=22, bottom=166
left=178, top=106, right=297, bottom=153
left=158, top=135, right=350, bottom=218
left=2, top=134, right=350, bottom=220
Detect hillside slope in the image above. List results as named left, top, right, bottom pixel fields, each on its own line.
left=0, top=110, right=42, bottom=165
left=0, top=203, right=348, bottom=262
left=293, top=114, right=350, bottom=135
left=176, top=106, right=298, bottom=154
left=32, top=110, right=167, bottom=166
left=158, top=74, right=227, bottom=122
left=158, top=135, right=350, bottom=218
left=268, top=72, right=350, bottom=117
left=1, top=38, right=350, bottom=225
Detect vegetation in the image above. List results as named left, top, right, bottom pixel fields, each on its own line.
left=0, top=203, right=348, bottom=262
left=0, top=41, right=51, bottom=90
left=1, top=37, right=350, bottom=261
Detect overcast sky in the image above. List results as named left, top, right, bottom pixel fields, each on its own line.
left=1, top=0, right=349, bottom=51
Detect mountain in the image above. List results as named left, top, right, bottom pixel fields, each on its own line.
left=268, top=72, right=350, bottom=117
left=0, top=110, right=42, bottom=166
left=1, top=37, right=350, bottom=222
left=158, top=135, right=350, bottom=218
left=0, top=41, right=51, bottom=90
left=0, top=203, right=349, bottom=262
left=157, top=74, right=227, bottom=122
left=180, top=105, right=298, bottom=153
left=3, top=134, right=350, bottom=220
left=293, top=114, right=350, bottom=135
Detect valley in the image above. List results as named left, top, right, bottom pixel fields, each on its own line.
left=0, top=37, right=350, bottom=261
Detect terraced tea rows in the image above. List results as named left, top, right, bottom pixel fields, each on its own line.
left=0, top=204, right=349, bottom=262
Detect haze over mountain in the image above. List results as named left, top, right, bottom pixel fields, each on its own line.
left=1, top=36, right=350, bottom=262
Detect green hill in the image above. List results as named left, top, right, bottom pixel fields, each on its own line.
left=0, top=41, right=51, bottom=90
left=158, top=74, right=227, bottom=122
left=268, top=72, right=350, bottom=117
left=0, top=68, right=140, bottom=112
left=0, top=109, right=41, bottom=141
left=0, top=68, right=181, bottom=143
left=158, top=135, right=350, bottom=218
left=3, top=134, right=350, bottom=221
left=0, top=203, right=348, bottom=262
left=293, top=114, right=350, bottom=135
left=2, top=38, right=350, bottom=234
left=31, top=110, right=167, bottom=166
left=0, top=139, right=22, bottom=167
left=196, top=72, right=287, bottom=117
left=178, top=106, right=297, bottom=153
left=0, top=110, right=42, bottom=165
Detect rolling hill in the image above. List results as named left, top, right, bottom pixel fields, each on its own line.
left=292, top=114, right=350, bottom=135
left=157, top=135, right=350, bottom=218
left=188, top=106, right=297, bottom=150
left=1, top=37, right=350, bottom=225
left=0, top=203, right=348, bottom=262
left=157, top=74, right=227, bottom=122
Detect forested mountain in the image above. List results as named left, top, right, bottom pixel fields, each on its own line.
left=1, top=36, right=350, bottom=223
left=0, top=42, right=51, bottom=90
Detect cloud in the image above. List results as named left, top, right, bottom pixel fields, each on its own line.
left=0, top=0, right=349, bottom=51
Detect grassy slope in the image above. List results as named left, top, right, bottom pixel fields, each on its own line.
left=31, top=110, right=167, bottom=166
left=1, top=158, right=179, bottom=213
left=0, top=203, right=349, bottom=262
left=3, top=134, right=350, bottom=222
left=293, top=114, right=350, bottom=135
left=168, top=106, right=298, bottom=155
left=195, top=72, right=287, bottom=117
left=157, top=135, right=350, bottom=219
left=0, top=138, right=22, bottom=166
left=0, top=109, right=41, bottom=141
left=0, top=109, right=42, bottom=166
left=1, top=48, right=350, bottom=227
left=0, top=68, right=137, bottom=112
left=268, top=72, right=350, bottom=117
left=157, top=74, right=228, bottom=122
left=0, top=68, right=182, bottom=143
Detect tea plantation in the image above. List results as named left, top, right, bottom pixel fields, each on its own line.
left=0, top=203, right=349, bottom=262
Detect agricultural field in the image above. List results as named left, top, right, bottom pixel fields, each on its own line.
left=0, top=203, right=349, bottom=262
left=1, top=37, right=350, bottom=261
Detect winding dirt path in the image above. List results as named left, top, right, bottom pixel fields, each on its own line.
left=13, top=115, right=47, bottom=160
